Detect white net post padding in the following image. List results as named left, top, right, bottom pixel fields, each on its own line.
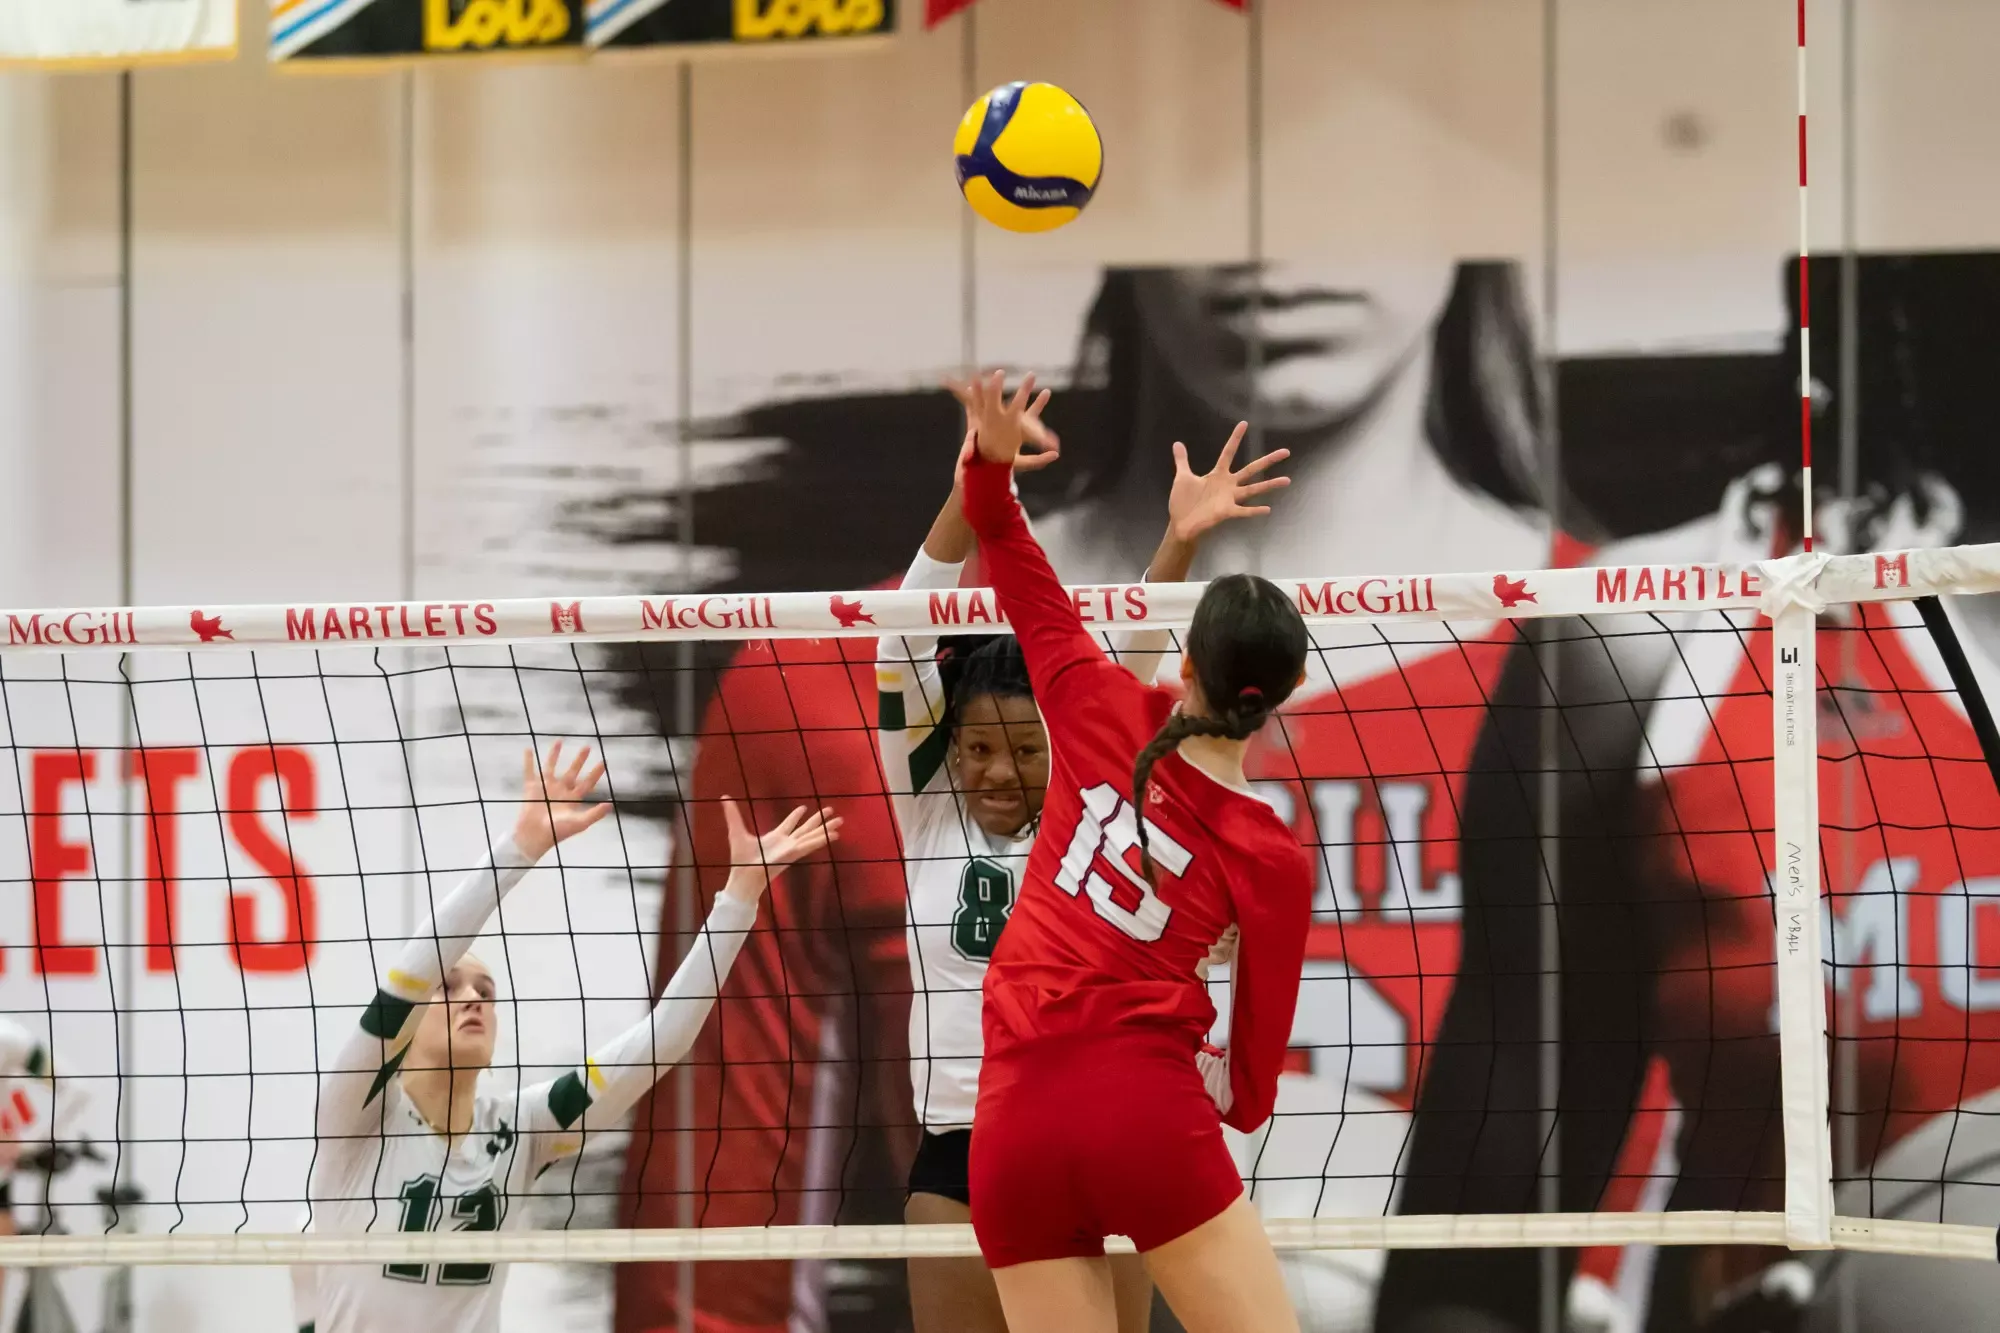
left=1763, top=553, right=1836, bottom=1249
left=3, top=543, right=2000, bottom=1268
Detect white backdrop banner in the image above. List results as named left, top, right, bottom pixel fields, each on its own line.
left=0, top=0, right=236, bottom=65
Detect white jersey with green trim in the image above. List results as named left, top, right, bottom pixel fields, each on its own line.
left=879, top=551, right=1034, bottom=1133
left=306, top=838, right=758, bottom=1333
left=307, top=1072, right=562, bottom=1333
left=0, top=1016, right=50, bottom=1181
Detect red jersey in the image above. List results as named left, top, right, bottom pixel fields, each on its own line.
left=962, top=454, right=1314, bottom=1134
left=1649, top=601, right=2000, bottom=1168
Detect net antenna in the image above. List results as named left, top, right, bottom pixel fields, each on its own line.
left=1768, top=0, right=1837, bottom=1252
left=1797, top=0, right=1814, bottom=557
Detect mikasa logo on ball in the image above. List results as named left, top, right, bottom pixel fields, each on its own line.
left=1013, top=186, right=1069, bottom=201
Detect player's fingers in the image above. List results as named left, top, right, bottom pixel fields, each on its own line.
left=576, top=801, right=613, bottom=831
left=984, top=369, right=1006, bottom=417
left=720, top=796, right=747, bottom=843
left=1022, top=416, right=1061, bottom=451
left=799, top=812, right=841, bottom=852
left=1171, top=440, right=1191, bottom=476
left=1237, top=446, right=1291, bottom=477
left=545, top=738, right=565, bottom=779
left=1237, top=476, right=1291, bottom=499
left=1215, top=421, right=1248, bottom=469
left=1007, top=371, right=1037, bottom=416
left=563, top=744, right=593, bottom=786
left=1236, top=505, right=1273, bottom=519
left=575, top=761, right=608, bottom=797
left=1026, top=388, right=1052, bottom=420
left=522, top=747, right=538, bottom=794
left=943, top=374, right=975, bottom=407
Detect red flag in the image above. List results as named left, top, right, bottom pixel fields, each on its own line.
left=928, top=0, right=1246, bottom=29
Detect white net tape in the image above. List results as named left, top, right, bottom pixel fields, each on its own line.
left=0, top=544, right=1976, bottom=653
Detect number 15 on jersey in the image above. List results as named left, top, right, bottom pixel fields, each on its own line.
left=1054, top=784, right=1192, bottom=943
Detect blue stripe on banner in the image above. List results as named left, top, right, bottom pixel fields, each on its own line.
left=272, top=0, right=370, bottom=50
left=586, top=0, right=663, bottom=43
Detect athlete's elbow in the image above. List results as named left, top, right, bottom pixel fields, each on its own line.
left=1222, top=1082, right=1279, bottom=1134
left=1222, top=1101, right=1273, bottom=1135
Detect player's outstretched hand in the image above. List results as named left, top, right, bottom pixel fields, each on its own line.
left=964, top=369, right=1042, bottom=468
left=945, top=372, right=1059, bottom=473
left=721, top=799, right=844, bottom=904
left=1167, top=421, right=1291, bottom=543
left=513, top=741, right=613, bottom=862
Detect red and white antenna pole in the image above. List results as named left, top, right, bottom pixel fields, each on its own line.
left=1797, top=0, right=1813, bottom=552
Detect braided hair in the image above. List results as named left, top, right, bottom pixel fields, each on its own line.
left=1132, top=573, right=1308, bottom=869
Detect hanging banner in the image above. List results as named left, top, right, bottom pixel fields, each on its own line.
left=586, top=0, right=893, bottom=52
left=0, top=0, right=236, bottom=68
left=271, top=0, right=586, bottom=66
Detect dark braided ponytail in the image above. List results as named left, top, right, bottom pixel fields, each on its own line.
left=1132, top=574, right=1308, bottom=872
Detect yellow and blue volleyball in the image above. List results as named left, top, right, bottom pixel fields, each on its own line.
left=954, top=81, right=1102, bottom=234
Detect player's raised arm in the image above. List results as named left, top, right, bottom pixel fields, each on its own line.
left=517, top=799, right=842, bottom=1158
left=1121, top=421, right=1291, bottom=683
left=316, top=744, right=611, bottom=1138
left=878, top=380, right=1060, bottom=815
left=959, top=369, right=1121, bottom=712
left=922, top=374, right=1060, bottom=568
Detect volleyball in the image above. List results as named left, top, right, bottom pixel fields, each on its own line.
left=954, top=81, right=1102, bottom=233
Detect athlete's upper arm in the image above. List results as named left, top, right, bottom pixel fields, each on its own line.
left=514, top=1077, right=585, bottom=1180
left=316, top=1000, right=418, bottom=1143
left=878, top=645, right=954, bottom=811
left=880, top=552, right=966, bottom=822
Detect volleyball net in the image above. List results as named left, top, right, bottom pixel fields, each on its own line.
left=0, top=542, right=1998, bottom=1271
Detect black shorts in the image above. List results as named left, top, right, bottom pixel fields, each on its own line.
left=906, top=1128, right=972, bottom=1206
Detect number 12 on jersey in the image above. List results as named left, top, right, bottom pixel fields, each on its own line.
left=1054, top=784, right=1192, bottom=942
left=384, top=1175, right=504, bottom=1286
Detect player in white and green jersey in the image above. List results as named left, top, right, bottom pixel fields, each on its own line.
left=303, top=742, right=840, bottom=1333
left=887, top=383, right=1290, bottom=1333
left=0, top=1014, right=55, bottom=1238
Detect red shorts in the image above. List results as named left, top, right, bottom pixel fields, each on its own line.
left=969, top=1029, right=1245, bottom=1268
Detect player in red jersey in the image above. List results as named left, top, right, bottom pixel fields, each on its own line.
left=954, top=371, right=1315, bottom=1333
